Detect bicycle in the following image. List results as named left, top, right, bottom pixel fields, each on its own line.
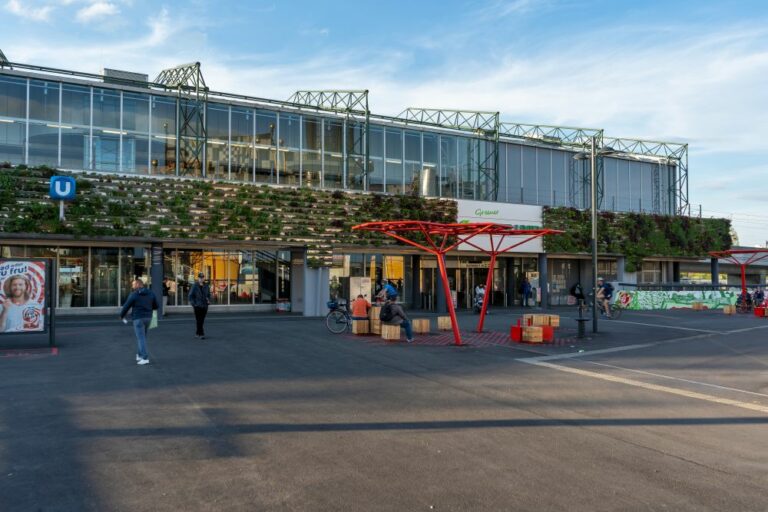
left=736, top=294, right=753, bottom=314
left=325, top=300, right=352, bottom=334
left=581, top=294, right=624, bottom=320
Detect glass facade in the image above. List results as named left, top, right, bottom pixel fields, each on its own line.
left=0, top=71, right=679, bottom=215
left=0, top=244, right=290, bottom=309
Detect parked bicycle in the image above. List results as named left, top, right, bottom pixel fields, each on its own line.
left=325, top=300, right=352, bottom=334
left=736, top=293, right=753, bottom=314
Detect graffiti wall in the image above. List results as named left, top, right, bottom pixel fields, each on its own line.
left=615, top=289, right=738, bottom=311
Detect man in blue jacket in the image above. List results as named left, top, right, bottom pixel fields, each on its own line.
left=120, top=279, right=159, bottom=365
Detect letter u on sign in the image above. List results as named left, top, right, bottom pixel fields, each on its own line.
left=49, top=176, right=77, bottom=201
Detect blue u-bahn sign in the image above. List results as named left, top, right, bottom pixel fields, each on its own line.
left=49, top=176, right=76, bottom=201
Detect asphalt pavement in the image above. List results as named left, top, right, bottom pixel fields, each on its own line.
left=1, top=307, right=767, bottom=511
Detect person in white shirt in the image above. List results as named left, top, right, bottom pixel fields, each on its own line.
left=0, top=275, right=40, bottom=332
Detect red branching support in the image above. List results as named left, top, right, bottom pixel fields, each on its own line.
left=353, top=221, right=563, bottom=344
left=709, top=249, right=768, bottom=297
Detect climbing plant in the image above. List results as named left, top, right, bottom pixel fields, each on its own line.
left=542, top=207, right=732, bottom=272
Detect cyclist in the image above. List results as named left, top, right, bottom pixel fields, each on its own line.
left=350, top=294, right=371, bottom=320
left=596, top=277, right=614, bottom=318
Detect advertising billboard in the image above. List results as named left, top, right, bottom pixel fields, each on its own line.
left=0, top=259, right=48, bottom=334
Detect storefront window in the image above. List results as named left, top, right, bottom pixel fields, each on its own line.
left=231, top=251, right=255, bottom=304
left=176, top=249, right=202, bottom=306
left=59, top=247, right=87, bottom=308
left=91, top=248, right=119, bottom=307
left=302, top=115, right=321, bottom=188
left=120, top=247, right=149, bottom=303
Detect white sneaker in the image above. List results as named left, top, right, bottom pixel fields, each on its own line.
left=136, top=355, right=140, bottom=361
left=137, top=359, right=150, bottom=365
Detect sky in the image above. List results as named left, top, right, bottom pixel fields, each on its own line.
left=2, top=0, right=767, bottom=246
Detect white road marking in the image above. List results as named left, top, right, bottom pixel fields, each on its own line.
left=608, top=319, right=720, bottom=334
left=585, top=360, right=768, bottom=399
left=522, top=360, right=768, bottom=414
left=725, top=325, right=768, bottom=334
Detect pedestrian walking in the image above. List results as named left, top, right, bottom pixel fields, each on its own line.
left=119, top=279, right=159, bottom=365
left=189, top=272, right=211, bottom=339
left=162, top=278, right=170, bottom=316
left=521, top=277, right=532, bottom=307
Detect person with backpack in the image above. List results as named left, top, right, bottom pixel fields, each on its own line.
left=119, top=279, right=159, bottom=365
left=596, top=277, right=614, bottom=318
left=380, top=292, right=414, bottom=343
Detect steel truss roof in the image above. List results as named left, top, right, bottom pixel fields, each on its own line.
left=288, top=90, right=369, bottom=114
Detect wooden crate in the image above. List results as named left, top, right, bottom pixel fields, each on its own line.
left=370, top=319, right=382, bottom=334
left=412, top=318, right=430, bottom=334
left=548, top=315, right=560, bottom=328
left=369, top=306, right=382, bottom=321
left=522, top=326, right=543, bottom=343
left=692, top=301, right=704, bottom=311
left=437, top=316, right=452, bottom=330
left=381, top=324, right=401, bottom=341
left=532, top=315, right=550, bottom=326
left=351, top=320, right=369, bottom=334
left=522, top=314, right=535, bottom=325
left=723, top=305, right=736, bottom=315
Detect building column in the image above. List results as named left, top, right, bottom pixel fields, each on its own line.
left=711, top=258, right=720, bottom=286
left=672, top=261, right=681, bottom=283
left=410, top=255, right=421, bottom=310
left=150, top=243, right=164, bottom=315
left=538, top=253, right=548, bottom=308
left=506, top=258, right=516, bottom=308
left=290, top=250, right=305, bottom=314
left=616, top=256, right=626, bottom=283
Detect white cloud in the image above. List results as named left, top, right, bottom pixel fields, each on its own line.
left=4, top=0, right=54, bottom=21
left=75, top=1, right=119, bottom=23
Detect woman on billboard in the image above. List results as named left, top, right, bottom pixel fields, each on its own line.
left=0, top=274, right=43, bottom=332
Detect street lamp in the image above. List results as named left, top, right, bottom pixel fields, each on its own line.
left=573, top=138, right=617, bottom=333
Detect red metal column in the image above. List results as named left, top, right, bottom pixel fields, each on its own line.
left=436, top=252, right=462, bottom=345
left=477, top=252, right=496, bottom=333
left=740, top=264, right=747, bottom=297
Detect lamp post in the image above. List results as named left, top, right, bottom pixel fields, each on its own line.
left=574, top=137, right=616, bottom=333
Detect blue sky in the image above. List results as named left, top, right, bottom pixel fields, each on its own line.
left=3, top=0, right=768, bottom=245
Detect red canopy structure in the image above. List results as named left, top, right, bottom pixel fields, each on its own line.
left=709, top=249, right=768, bottom=297
left=352, top=221, right=563, bottom=345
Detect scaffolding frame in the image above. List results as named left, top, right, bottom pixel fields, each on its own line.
left=154, top=62, right=208, bottom=176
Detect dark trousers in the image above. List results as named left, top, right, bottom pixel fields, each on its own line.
left=193, top=306, right=208, bottom=336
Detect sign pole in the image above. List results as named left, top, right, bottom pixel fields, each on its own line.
left=49, top=258, right=56, bottom=347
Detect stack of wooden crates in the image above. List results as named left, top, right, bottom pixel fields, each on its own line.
left=369, top=305, right=382, bottom=335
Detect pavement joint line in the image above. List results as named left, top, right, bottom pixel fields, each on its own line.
left=607, top=319, right=721, bottom=334
left=583, top=360, right=768, bottom=399
left=522, top=360, right=768, bottom=415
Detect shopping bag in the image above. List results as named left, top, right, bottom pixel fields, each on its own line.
left=149, top=310, right=158, bottom=329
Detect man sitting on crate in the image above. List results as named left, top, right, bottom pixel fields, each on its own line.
left=350, top=294, right=371, bottom=320
left=380, top=292, right=414, bottom=343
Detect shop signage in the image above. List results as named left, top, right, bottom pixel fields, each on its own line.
left=49, top=176, right=76, bottom=200
left=456, top=200, right=544, bottom=253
